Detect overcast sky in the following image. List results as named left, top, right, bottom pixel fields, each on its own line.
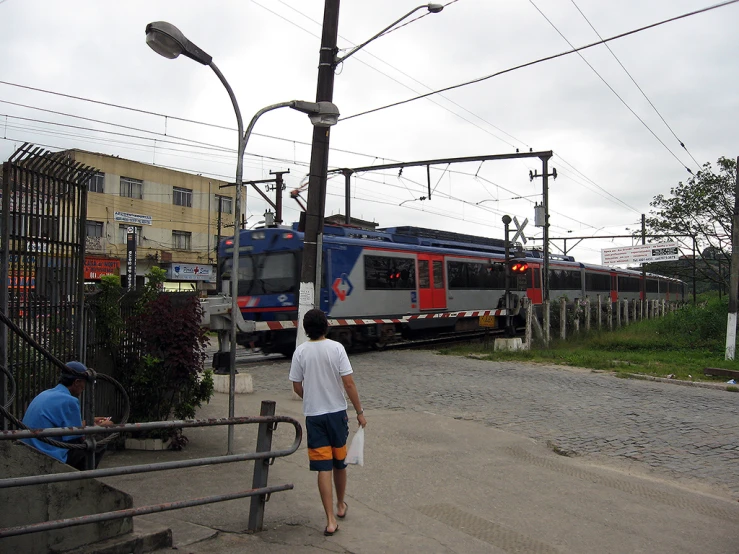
left=1, top=0, right=737, bottom=264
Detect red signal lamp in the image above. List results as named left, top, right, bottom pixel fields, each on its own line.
left=510, top=261, right=529, bottom=273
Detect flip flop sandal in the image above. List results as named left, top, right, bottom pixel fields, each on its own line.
left=337, top=502, right=348, bottom=519
left=324, top=525, right=339, bottom=536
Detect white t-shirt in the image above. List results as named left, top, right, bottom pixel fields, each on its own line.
left=289, top=338, right=353, bottom=416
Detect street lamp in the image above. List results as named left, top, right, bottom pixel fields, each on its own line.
left=145, top=21, right=339, bottom=454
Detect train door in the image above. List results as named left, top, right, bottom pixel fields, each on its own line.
left=610, top=273, right=618, bottom=303
left=417, top=254, right=446, bottom=310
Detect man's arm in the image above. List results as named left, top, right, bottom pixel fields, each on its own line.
left=341, top=374, right=367, bottom=428
left=292, top=381, right=304, bottom=398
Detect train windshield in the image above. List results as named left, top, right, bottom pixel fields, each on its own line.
left=222, top=252, right=298, bottom=295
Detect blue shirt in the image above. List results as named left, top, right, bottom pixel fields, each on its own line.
left=21, top=383, right=83, bottom=463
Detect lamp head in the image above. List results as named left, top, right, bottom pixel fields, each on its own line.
left=427, top=3, right=444, bottom=13
left=145, top=21, right=212, bottom=66
left=291, top=100, right=340, bottom=127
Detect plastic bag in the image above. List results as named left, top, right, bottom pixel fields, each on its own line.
left=345, top=427, right=364, bottom=466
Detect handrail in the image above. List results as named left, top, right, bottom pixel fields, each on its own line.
left=0, top=415, right=301, bottom=489
left=0, top=407, right=302, bottom=538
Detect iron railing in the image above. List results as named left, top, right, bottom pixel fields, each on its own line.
left=0, top=400, right=301, bottom=538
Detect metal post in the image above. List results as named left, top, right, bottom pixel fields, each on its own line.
left=343, top=169, right=353, bottom=224
left=248, top=400, right=276, bottom=533
left=297, top=0, right=341, bottom=347
left=641, top=213, right=646, bottom=307
left=503, top=215, right=511, bottom=334
left=692, top=236, right=697, bottom=305
left=208, top=61, right=245, bottom=456
left=0, top=162, right=10, bottom=430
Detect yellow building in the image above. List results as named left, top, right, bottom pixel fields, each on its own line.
left=69, top=150, right=236, bottom=293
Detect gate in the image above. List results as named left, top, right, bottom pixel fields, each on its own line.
left=0, top=144, right=96, bottom=423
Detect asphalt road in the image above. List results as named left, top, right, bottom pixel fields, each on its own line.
left=243, top=349, right=739, bottom=499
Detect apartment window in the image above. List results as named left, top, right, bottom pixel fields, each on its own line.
left=120, top=177, right=143, bottom=199
left=173, top=187, right=193, bottom=208
left=86, top=221, right=104, bottom=238
left=88, top=172, right=105, bottom=193
left=173, top=230, right=192, bottom=250
left=215, top=195, right=233, bottom=214
left=119, top=224, right=142, bottom=245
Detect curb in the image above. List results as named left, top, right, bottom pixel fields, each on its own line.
left=625, top=373, right=737, bottom=391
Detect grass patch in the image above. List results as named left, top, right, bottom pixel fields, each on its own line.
left=441, top=295, right=739, bottom=382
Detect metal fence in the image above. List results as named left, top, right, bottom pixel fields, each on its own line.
left=0, top=400, right=302, bottom=538
left=1, top=144, right=96, bottom=423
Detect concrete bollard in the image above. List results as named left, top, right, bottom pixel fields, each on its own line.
left=607, top=300, right=613, bottom=331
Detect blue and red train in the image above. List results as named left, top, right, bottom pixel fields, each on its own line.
left=217, top=223, right=685, bottom=356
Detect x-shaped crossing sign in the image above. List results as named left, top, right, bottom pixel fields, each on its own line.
left=511, top=216, right=528, bottom=244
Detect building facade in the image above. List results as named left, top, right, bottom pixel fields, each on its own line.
left=70, top=150, right=236, bottom=293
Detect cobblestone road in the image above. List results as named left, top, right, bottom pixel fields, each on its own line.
left=241, top=350, right=739, bottom=498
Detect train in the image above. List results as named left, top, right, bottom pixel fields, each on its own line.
left=216, top=223, right=686, bottom=356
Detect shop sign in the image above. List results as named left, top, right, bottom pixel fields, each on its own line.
left=85, top=256, right=120, bottom=280
left=167, top=263, right=213, bottom=282
left=114, top=211, right=152, bottom=225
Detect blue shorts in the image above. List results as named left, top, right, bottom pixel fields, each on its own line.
left=306, top=410, right=349, bottom=471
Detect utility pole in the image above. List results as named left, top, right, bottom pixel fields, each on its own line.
left=343, top=169, right=353, bottom=224
left=269, top=170, right=290, bottom=225
left=725, top=156, right=739, bottom=359
left=530, top=155, right=556, bottom=303
left=641, top=213, right=646, bottom=305
left=215, top=198, right=223, bottom=287
left=297, top=0, right=341, bottom=346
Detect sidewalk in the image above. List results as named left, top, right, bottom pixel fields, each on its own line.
left=100, top=385, right=739, bottom=553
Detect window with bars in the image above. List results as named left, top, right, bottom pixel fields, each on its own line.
left=173, top=187, right=193, bottom=207
left=88, top=172, right=105, bottom=193
left=86, top=221, right=103, bottom=238
left=120, top=177, right=143, bottom=199
left=173, top=230, right=192, bottom=250
left=215, top=195, right=233, bottom=214
left=119, top=224, right=143, bottom=245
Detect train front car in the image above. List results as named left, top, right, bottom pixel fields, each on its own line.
left=218, top=227, right=302, bottom=357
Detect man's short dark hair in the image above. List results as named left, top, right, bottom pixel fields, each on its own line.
left=303, top=309, right=328, bottom=340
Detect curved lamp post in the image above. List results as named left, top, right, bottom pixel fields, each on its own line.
left=334, top=4, right=444, bottom=64
left=145, top=21, right=339, bottom=454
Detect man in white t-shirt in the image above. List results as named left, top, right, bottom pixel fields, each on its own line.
left=289, top=309, right=367, bottom=537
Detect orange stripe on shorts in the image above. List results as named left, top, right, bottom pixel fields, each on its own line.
left=333, top=445, right=347, bottom=460
left=308, top=446, right=333, bottom=461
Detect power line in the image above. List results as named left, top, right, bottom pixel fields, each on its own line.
left=268, top=0, right=525, bottom=149
left=568, top=0, right=703, bottom=171
left=340, top=0, right=739, bottom=130
left=527, top=0, right=694, bottom=175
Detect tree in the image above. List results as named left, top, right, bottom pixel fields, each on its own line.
left=647, top=156, right=736, bottom=291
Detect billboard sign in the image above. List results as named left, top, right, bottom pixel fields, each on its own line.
left=601, top=241, right=680, bottom=266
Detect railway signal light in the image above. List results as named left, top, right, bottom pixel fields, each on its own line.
left=509, top=259, right=529, bottom=273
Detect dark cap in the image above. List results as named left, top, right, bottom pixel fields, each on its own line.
left=65, top=361, right=88, bottom=377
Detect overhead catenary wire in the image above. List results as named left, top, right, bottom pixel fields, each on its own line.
left=568, top=0, right=703, bottom=171
left=527, top=0, right=695, bottom=175
left=339, top=0, right=739, bottom=130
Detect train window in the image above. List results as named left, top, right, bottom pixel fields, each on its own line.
left=364, top=255, right=416, bottom=290
left=221, top=252, right=297, bottom=295
left=418, top=260, right=430, bottom=288
left=617, top=276, right=641, bottom=292
left=585, top=272, right=610, bottom=292
left=433, top=261, right=444, bottom=289
left=646, top=279, right=659, bottom=293
left=549, top=269, right=582, bottom=290
left=447, top=261, right=505, bottom=289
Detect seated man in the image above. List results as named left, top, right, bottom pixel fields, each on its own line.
left=22, top=361, right=112, bottom=470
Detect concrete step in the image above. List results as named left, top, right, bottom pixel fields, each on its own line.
left=64, top=519, right=172, bottom=554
